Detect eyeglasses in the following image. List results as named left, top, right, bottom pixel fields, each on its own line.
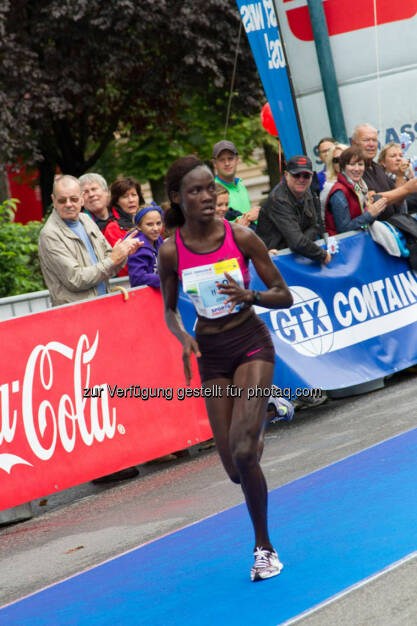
left=332, top=157, right=340, bottom=164
left=56, top=196, right=82, bottom=205
left=291, top=172, right=312, bottom=180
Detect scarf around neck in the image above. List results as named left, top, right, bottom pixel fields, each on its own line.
left=113, top=204, right=135, bottom=230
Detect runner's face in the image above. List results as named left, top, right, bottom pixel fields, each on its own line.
left=179, top=166, right=216, bottom=221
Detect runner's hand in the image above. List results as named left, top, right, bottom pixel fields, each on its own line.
left=181, top=333, right=201, bottom=385
left=217, top=272, right=253, bottom=313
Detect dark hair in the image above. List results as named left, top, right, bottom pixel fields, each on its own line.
left=164, top=155, right=205, bottom=228
left=318, top=137, right=336, bottom=150
left=339, top=146, right=366, bottom=171
left=110, top=177, right=145, bottom=208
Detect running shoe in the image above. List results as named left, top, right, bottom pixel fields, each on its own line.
left=268, top=396, right=294, bottom=423
left=292, top=391, right=327, bottom=410
left=250, top=546, right=283, bottom=581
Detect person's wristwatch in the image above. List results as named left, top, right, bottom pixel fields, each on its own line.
left=251, top=290, right=262, bottom=305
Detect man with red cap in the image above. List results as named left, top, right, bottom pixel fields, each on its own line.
left=257, top=155, right=330, bottom=264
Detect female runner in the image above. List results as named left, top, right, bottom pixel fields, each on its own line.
left=158, top=156, right=293, bottom=581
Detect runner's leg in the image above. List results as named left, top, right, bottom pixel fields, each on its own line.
left=229, top=359, right=274, bottom=549
left=203, top=378, right=239, bottom=483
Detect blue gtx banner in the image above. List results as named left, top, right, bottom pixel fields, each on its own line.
left=235, top=0, right=304, bottom=157
left=179, top=231, right=417, bottom=394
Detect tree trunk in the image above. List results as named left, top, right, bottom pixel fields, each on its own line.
left=149, top=176, right=167, bottom=205
left=0, top=166, right=10, bottom=204
left=38, top=160, right=56, bottom=215
left=263, top=141, right=283, bottom=191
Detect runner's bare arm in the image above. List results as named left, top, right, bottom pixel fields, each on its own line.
left=219, top=224, right=293, bottom=310
left=158, top=239, right=201, bottom=384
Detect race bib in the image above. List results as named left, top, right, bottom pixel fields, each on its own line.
left=182, top=258, right=245, bottom=319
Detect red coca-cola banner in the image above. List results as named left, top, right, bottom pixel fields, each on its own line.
left=0, top=288, right=211, bottom=511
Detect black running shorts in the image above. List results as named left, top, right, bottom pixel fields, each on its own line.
left=196, top=313, right=275, bottom=383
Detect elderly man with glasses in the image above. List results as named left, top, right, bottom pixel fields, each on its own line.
left=257, top=156, right=331, bottom=264
left=38, top=175, right=141, bottom=306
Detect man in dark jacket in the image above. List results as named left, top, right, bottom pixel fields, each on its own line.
left=257, top=156, right=330, bottom=264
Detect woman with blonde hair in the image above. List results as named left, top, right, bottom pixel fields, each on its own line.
left=378, top=143, right=417, bottom=214
left=320, top=143, right=350, bottom=216
left=378, top=142, right=414, bottom=185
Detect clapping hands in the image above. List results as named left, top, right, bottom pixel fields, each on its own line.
left=110, top=231, right=143, bottom=265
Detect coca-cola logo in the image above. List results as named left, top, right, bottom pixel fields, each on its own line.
left=0, top=332, right=117, bottom=473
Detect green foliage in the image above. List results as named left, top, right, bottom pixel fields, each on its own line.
left=94, top=94, right=270, bottom=188
left=1, top=0, right=262, bottom=207
left=0, top=197, right=19, bottom=222
left=0, top=199, right=45, bottom=297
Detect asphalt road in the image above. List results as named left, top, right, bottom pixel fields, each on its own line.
left=0, top=369, right=416, bottom=624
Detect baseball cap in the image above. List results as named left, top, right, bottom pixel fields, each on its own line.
left=286, top=155, right=313, bottom=174
left=212, top=140, right=238, bottom=159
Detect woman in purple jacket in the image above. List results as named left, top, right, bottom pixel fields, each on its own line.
left=128, top=202, right=164, bottom=287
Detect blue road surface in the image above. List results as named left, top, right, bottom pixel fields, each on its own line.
left=1, top=428, right=417, bottom=625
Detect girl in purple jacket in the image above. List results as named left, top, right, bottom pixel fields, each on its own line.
left=128, top=202, right=164, bottom=288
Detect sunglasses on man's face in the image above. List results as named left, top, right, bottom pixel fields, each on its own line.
left=291, top=172, right=312, bottom=180
left=333, top=157, right=340, bottom=164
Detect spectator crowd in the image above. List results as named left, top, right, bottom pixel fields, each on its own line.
left=38, top=124, right=417, bottom=308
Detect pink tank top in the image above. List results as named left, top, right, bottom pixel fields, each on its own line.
left=175, top=219, right=250, bottom=288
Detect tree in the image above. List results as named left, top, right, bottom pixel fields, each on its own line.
left=0, top=0, right=263, bottom=210
left=94, top=93, right=271, bottom=202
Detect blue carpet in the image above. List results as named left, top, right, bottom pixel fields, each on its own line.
left=1, top=428, right=417, bottom=625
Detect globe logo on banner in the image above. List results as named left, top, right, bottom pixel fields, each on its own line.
left=270, top=286, right=333, bottom=357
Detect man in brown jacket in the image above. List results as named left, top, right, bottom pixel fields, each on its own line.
left=38, top=175, right=142, bottom=483
left=38, top=175, right=141, bottom=306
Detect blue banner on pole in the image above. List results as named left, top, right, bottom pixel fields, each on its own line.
left=235, top=0, right=304, bottom=157
left=179, top=231, right=417, bottom=395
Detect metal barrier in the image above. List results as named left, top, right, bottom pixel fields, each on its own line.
left=0, top=276, right=131, bottom=321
